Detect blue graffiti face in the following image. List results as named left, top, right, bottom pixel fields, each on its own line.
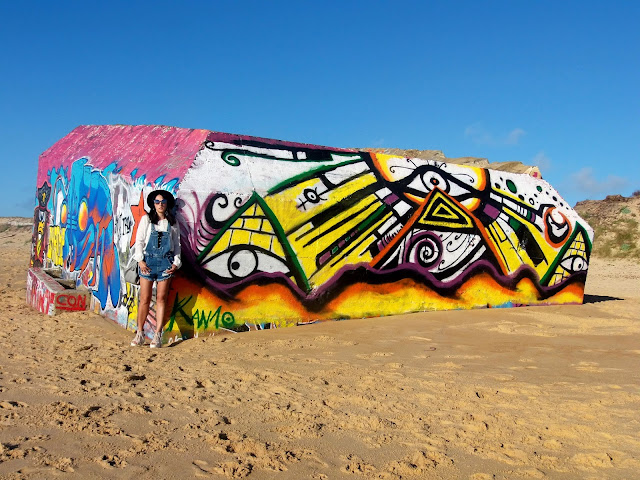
left=58, top=158, right=121, bottom=308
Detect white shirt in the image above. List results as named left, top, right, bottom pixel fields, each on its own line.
left=133, top=215, right=182, bottom=268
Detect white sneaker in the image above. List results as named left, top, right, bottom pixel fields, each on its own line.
left=130, top=331, right=145, bottom=347
left=150, top=332, right=163, bottom=349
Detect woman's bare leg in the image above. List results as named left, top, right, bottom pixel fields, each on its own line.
left=137, top=277, right=154, bottom=333
left=154, top=278, right=172, bottom=334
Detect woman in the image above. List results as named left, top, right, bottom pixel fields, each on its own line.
left=130, top=190, right=181, bottom=348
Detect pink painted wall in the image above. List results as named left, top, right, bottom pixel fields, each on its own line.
left=37, top=125, right=210, bottom=185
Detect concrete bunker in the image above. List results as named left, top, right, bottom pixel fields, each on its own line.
left=28, top=125, right=594, bottom=343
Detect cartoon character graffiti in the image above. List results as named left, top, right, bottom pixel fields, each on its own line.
left=53, top=158, right=121, bottom=308
left=31, top=182, right=51, bottom=267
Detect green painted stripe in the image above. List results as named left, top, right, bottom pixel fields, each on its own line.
left=266, top=159, right=363, bottom=195
left=254, top=195, right=311, bottom=292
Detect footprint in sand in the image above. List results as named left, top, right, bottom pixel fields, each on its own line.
left=97, top=454, right=127, bottom=468
left=571, top=452, right=614, bottom=470
left=433, top=361, right=463, bottom=369
left=384, top=362, right=404, bottom=369
left=356, top=352, right=394, bottom=359
left=572, top=361, right=606, bottom=373
left=193, top=459, right=216, bottom=476
left=0, top=400, right=28, bottom=409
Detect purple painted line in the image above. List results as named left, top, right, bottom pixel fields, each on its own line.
left=206, top=131, right=358, bottom=153
left=483, top=203, right=501, bottom=220
left=318, top=251, right=331, bottom=266
left=384, top=194, right=399, bottom=205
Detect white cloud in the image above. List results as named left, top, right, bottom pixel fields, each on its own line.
left=532, top=151, right=551, bottom=171
left=464, top=123, right=526, bottom=146
left=464, top=123, right=493, bottom=145
left=505, top=128, right=526, bottom=145
left=569, top=167, right=628, bottom=197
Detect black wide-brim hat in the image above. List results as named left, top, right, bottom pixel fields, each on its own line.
left=147, top=190, right=176, bottom=210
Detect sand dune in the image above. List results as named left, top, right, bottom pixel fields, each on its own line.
left=0, top=230, right=638, bottom=479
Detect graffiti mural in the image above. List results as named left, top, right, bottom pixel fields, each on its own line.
left=31, top=182, right=51, bottom=267
left=26, top=269, right=56, bottom=316
left=174, top=135, right=594, bottom=339
left=44, top=158, right=122, bottom=308
left=30, top=125, right=594, bottom=342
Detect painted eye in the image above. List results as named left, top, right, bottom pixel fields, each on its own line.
left=203, top=247, right=291, bottom=281
left=61, top=203, right=67, bottom=225
left=423, top=171, right=448, bottom=189
left=404, top=167, right=471, bottom=200
left=560, top=255, right=587, bottom=273
left=228, top=249, right=257, bottom=277
left=295, top=181, right=328, bottom=211
left=78, top=200, right=88, bottom=231
left=407, top=170, right=450, bottom=194
left=303, top=188, right=320, bottom=203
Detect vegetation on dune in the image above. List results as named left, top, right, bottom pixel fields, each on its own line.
left=576, top=195, right=640, bottom=259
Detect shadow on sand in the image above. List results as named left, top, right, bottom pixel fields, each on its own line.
left=583, top=294, right=623, bottom=304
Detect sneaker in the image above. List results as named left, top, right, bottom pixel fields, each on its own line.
left=130, top=330, right=145, bottom=347
left=150, top=332, right=163, bottom=349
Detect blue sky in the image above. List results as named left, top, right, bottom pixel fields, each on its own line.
left=1, top=0, right=638, bottom=217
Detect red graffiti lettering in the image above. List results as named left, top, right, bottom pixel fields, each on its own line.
left=56, top=294, right=87, bottom=311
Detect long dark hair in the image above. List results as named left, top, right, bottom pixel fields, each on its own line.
left=149, top=208, right=176, bottom=226
left=149, top=192, right=176, bottom=226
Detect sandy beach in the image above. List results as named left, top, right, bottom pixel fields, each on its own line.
left=0, top=228, right=638, bottom=479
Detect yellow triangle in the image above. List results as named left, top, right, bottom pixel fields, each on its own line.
left=571, top=232, right=585, bottom=250
left=200, top=199, right=286, bottom=265
left=431, top=203, right=459, bottom=220
left=418, top=190, right=474, bottom=229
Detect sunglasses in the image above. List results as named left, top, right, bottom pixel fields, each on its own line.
left=154, top=199, right=168, bottom=205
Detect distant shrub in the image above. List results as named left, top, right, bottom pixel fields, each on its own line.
left=633, top=189, right=640, bottom=197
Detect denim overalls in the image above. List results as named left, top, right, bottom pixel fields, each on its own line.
left=140, top=223, right=174, bottom=282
